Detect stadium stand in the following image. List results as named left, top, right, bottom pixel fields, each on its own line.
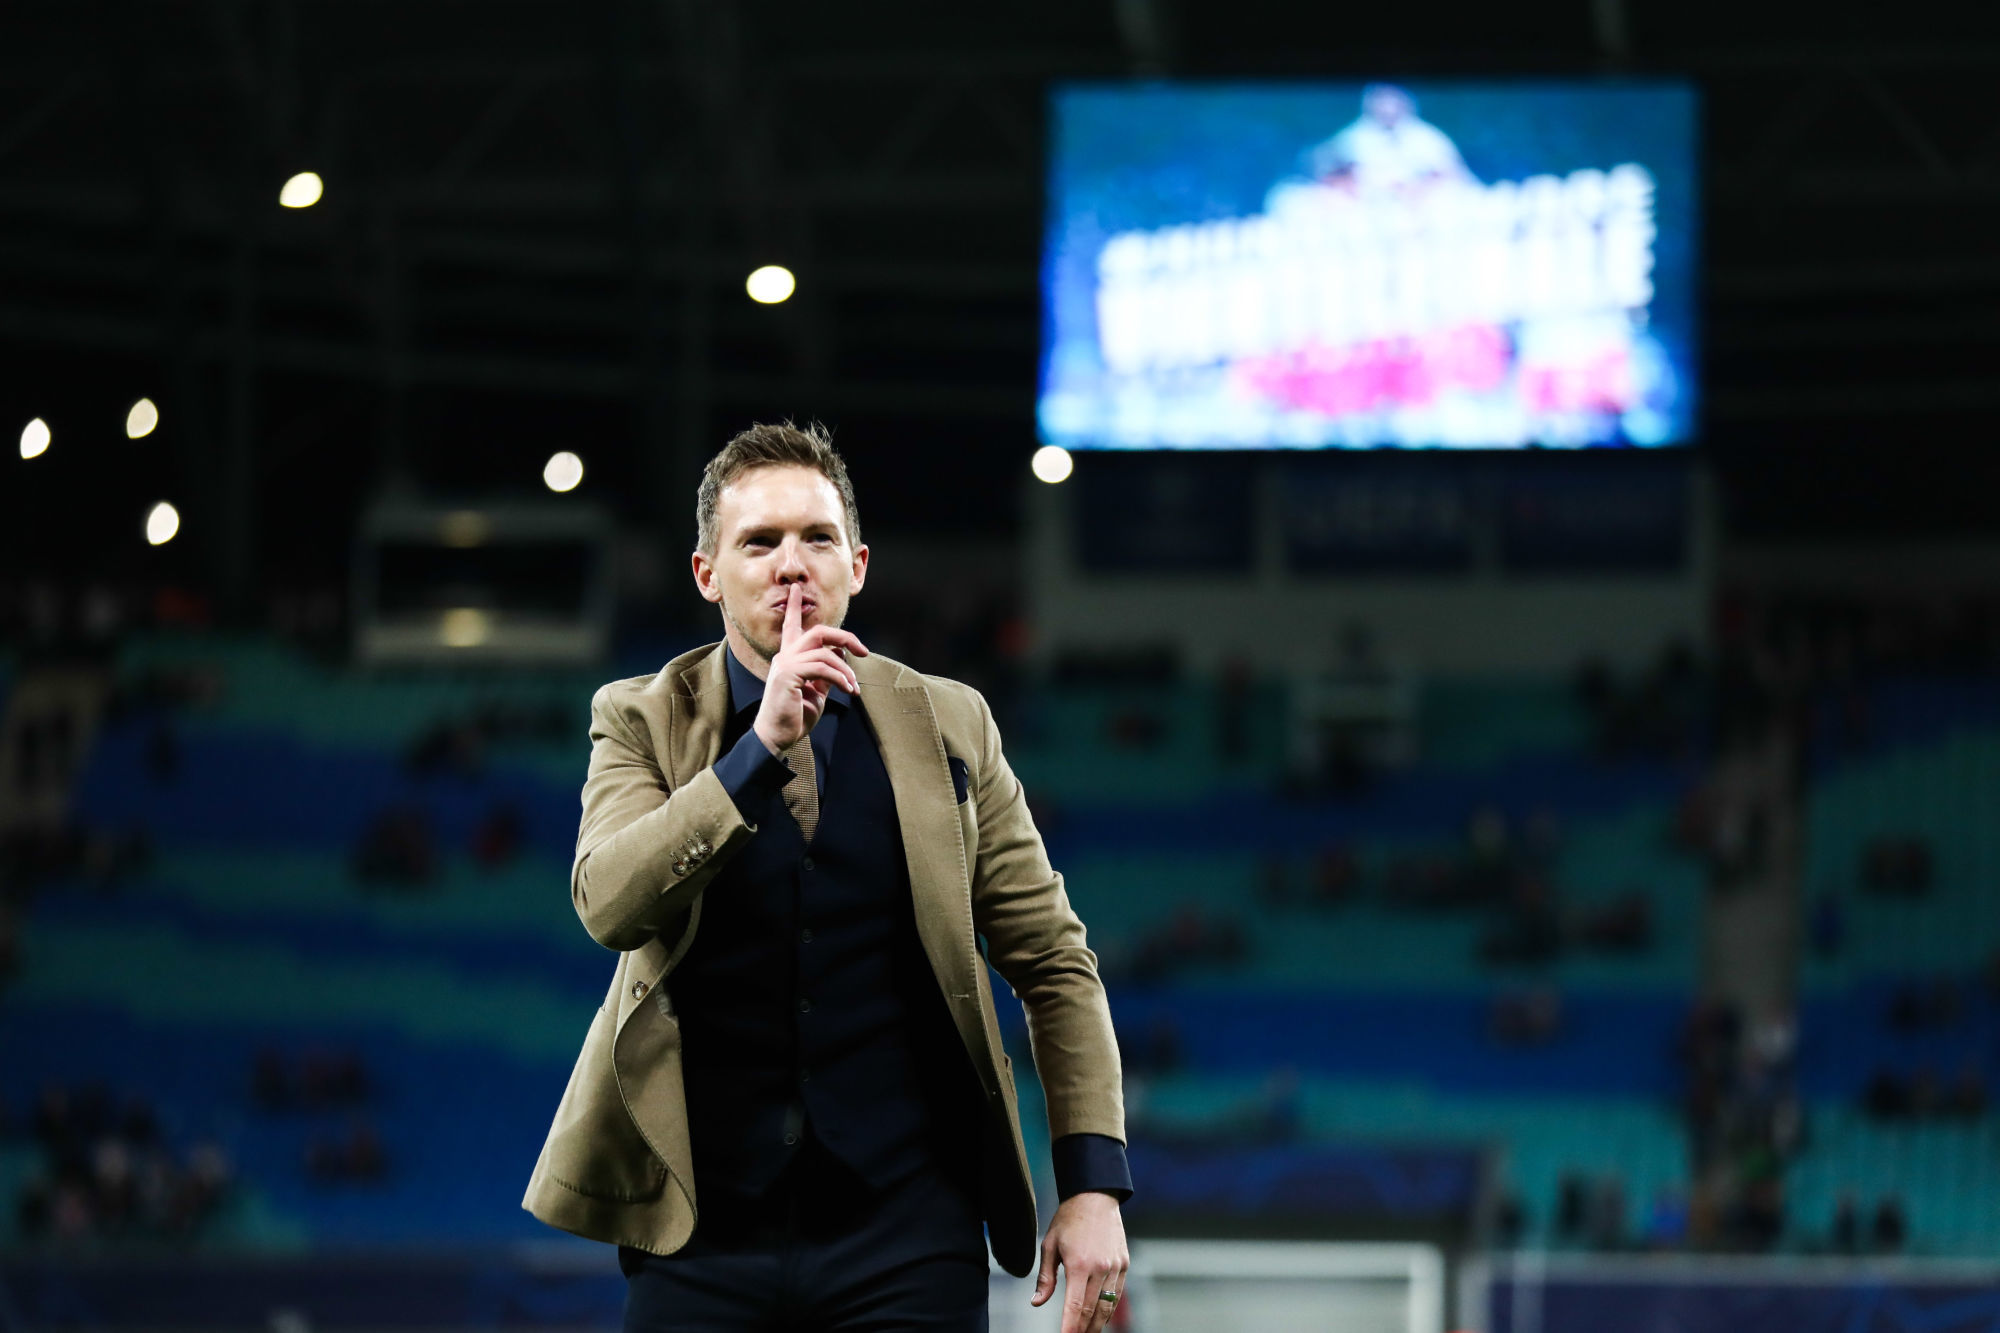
left=8, top=625, right=1996, bottom=1259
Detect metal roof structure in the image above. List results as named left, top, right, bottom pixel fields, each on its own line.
left=4, top=1, right=1998, bottom=614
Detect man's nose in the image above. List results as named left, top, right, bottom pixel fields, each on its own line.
left=775, top=538, right=808, bottom=580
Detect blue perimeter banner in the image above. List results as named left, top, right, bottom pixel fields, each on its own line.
left=1040, top=81, right=1698, bottom=451
left=1488, top=1270, right=2000, bottom=1333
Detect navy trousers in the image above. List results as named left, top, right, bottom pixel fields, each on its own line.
left=618, top=1133, right=990, bottom=1332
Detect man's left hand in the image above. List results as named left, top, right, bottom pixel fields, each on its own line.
left=1030, top=1191, right=1129, bottom=1333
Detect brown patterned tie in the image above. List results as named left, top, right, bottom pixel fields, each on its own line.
left=781, top=733, right=819, bottom=844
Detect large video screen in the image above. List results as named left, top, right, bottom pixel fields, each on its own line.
left=1040, top=81, right=1697, bottom=450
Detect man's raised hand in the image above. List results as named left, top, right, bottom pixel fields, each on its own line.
left=752, top=583, right=867, bottom=756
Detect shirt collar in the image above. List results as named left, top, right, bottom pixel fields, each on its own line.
left=724, top=640, right=852, bottom=717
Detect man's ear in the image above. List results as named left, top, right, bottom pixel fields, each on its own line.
left=690, top=550, right=724, bottom=604
left=849, top=543, right=869, bottom=597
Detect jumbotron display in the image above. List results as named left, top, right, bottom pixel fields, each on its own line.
left=1039, top=81, right=1697, bottom=450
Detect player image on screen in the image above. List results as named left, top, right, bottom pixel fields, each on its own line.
left=1303, top=84, right=1475, bottom=196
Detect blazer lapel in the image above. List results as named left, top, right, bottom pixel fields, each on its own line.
left=669, top=641, right=733, bottom=787
left=628, top=642, right=733, bottom=982
left=855, top=655, right=981, bottom=1022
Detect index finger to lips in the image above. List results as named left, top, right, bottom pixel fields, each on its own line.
left=782, top=585, right=803, bottom=647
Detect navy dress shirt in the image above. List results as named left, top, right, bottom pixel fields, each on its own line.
left=689, top=642, right=1131, bottom=1205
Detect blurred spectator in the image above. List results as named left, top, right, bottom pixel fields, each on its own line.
left=1489, top=986, right=1564, bottom=1048
left=268, top=584, right=346, bottom=656
left=1478, top=876, right=1562, bottom=967
left=1574, top=639, right=1706, bottom=761
left=145, top=720, right=181, bottom=785
left=1309, top=842, right=1359, bottom=907
left=1382, top=854, right=1461, bottom=911
left=1554, top=1171, right=1589, bottom=1243
left=471, top=800, right=526, bottom=868
left=13, top=1081, right=236, bottom=1245
left=1113, top=903, right=1249, bottom=984
left=1709, top=796, right=1772, bottom=886
left=1641, top=1187, right=1688, bottom=1250
left=0, top=899, right=19, bottom=987
left=252, top=1047, right=372, bottom=1112
left=1731, top=1174, right=1785, bottom=1252
left=1946, top=1058, right=1988, bottom=1117
left=1871, top=1194, right=1908, bottom=1254
left=107, top=661, right=226, bottom=716
left=1908, top=1065, right=1944, bottom=1117
left=0, top=821, right=151, bottom=900
left=1492, top=1189, right=1527, bottom=1249
left=252, top=1048, right=291, bottom=1113
left=1862, top=836, right=1934, bottom=898
left=351, top=804, right=438, bottom=888
left=1215, top=655, right=1253, bottom=762
left=1463, top=805, right=1514, bottom=901
left=406, top=719, right=486, bottom=779
left=1105, top=708, right=1165, bottom=751
left=1577, top=890, right=1653, bottom=954
left=306, top=1118, right=389, bottom=1185
left=1888, top=978, right=1962, bottom=1031
left=1863, top=1067, right=1911, bottom=1120
left=1830, top=1190, right=1861, bottom=1254
left=1808, top=891, right=1845, bottom=957
left=1587, top=1174, right=1628, bottom=1251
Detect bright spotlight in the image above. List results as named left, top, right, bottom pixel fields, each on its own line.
left=440, top=608, right=492, bottom=648
left=19, top=418, right=50, bottom=459
left=146, top=501, right=180, bottom=545
left=126, top=397, right=159, bottom=439
left=279, top=172, right=324, bottom=208
left=745, top=265, right=796, bottom=304
left=1031, top=444, right=1074, bottom=484
left=543, top=451, right=584, bottom=493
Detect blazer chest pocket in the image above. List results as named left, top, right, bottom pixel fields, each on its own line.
left=948, top=756, right=970, bottom=805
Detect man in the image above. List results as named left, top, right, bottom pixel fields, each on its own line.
left=522, top=422, right=1131, bottom=1332
left=1305, top=83, right=1474, bottom=195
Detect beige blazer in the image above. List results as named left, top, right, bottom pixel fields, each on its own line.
left=521, top=640, right=1125, bottom=1277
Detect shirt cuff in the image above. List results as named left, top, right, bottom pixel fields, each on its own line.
left=712, top=726, right=795, bottom=824
left=1052, top=1133, right=1133, bottom=1203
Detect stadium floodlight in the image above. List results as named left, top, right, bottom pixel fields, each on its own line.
left=1031, top=444, right=1075, bottom=484
left=543, top=451, right=584, bottom=493
left=439, top=607, right=493, bottom=648
left=19, top=418, right=50, bottom=459
left=279, top=172, right=324, bottom=208
left=145, top=501, right=180, bottom=545
left=746, top=265, right=796, bottom=304
left=127, top=397, right=159, bottom=439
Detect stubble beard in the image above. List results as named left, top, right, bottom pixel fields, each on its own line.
left=721, top=584, right=845, bottom=667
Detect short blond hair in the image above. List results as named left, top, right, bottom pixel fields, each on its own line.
left=695, top=420, right=861, bottom=556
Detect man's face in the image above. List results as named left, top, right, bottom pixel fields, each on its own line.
left=692, top=464, right=868, bottom=666
left=1364, top=87, right=1412, bottom=126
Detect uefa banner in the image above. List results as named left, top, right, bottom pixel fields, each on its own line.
left=1481, top=1256, right=2000, bottom=1333
left=1041, top=81, right=1698, bottom=451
